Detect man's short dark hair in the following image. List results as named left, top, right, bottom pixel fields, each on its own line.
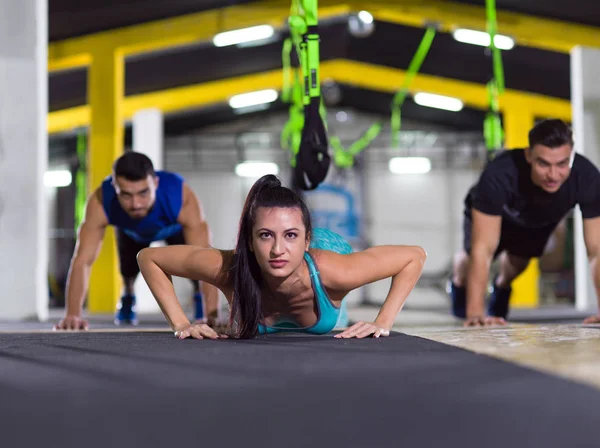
left=528, top=119, right=574, bottom=149
left=113, top=152, right=156, bottom=181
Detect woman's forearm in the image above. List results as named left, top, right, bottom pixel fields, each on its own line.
left=138, top=250, right=190, bottom=331
left=374, top=255, right=425, bottom=329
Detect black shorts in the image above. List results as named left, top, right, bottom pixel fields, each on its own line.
left=116, top=229, right=186, bottom=278
left=463, top=214, right=555, bottom=260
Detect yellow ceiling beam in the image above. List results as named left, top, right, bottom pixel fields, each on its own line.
left=47, top=2, right=350, bottom=72
left=47, top=58, right=571, bottom=135
left=48, top=106, right=90, bottom=133
left=123, top=69, right=286, bottom=116
left=48, top=0, right=600, bottom=73
left=328, top=60, right=572, bottom=120
left=47, top=68, right=284, bottom=134
left=348, top=0, right=600, bottom=54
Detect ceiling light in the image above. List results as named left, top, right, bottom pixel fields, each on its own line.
left=388, top=157, right=431, bottom=174
left=413, top=92, right=464, bottom=112
left=232, top=103, right=272, bottom=115
left=229, top=89, right=278, bottom=109
left=213, top=25, right=275, bottom=47
left=348, top=11, right=375, bottom=37
left=44, top=170, right=72, bottom=187
left=357, top=11, right=374, bottom=24
left=452, top=28, right=515, bottom=50
left=235, top=161, right=279, bottom=178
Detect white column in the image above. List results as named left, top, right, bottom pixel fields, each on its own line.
left=0, top=0, right=48, bottom=320
left=571, top=46, right=600, bottom=312
left=132, top=109, right=165, bottom=313
left=133, top=109, right=164, bottom=169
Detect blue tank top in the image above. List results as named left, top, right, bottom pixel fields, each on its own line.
left=257, top=228, right=353, bottom=335
left=101, top=171, right=184, bottom=243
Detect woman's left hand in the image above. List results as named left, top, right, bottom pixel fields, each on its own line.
left=334, top=321, right=391, bottom=339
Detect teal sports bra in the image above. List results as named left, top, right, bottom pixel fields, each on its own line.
left=257, top=251, right=341, bottom=335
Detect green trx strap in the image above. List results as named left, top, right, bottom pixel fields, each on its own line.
left=74, top=130, right=87, bottom=230
left=281, top=34, right=329, bottom=168
left=391, top=26, right=437, bottom=149
left=288, top=0, right=330, bottom=190
left=483, top=0, right=505, bottom=161
left=283, top=8, right=436, bottom=172
left=330, top=123, right=382, bottom=169
left=329, top=25, right=436, bottom=168
left=280, top=37, right=304, bottom=167
left=487, top=0, right=505, bottom=94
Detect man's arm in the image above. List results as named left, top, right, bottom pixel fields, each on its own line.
left=55, top=191, right=108, bottom=330
left=465, top=209, right=502, bottom=324
left=178, top=184, right=211, bottom=247
left=582, top=216, right=600, bottom=323
left=177, top=183, right=220, bottom=322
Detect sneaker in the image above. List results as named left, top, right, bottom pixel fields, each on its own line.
left=193, top=292, right=205, bottom=322
left=115, top=294, right=138, bottom=326
left=448, top=279, right=467, bottom=318
left=488, top=281, right=512, bottom=319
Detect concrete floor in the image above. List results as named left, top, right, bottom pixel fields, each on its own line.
left=348, top=289, right=600, bottom=390
left=409, top=323, right=600, bottom=390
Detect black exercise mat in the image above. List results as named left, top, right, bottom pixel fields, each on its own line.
left=0, top=331, right=597, bottom=448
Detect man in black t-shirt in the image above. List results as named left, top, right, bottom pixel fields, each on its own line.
left=450, top=119, right=600, bottom=326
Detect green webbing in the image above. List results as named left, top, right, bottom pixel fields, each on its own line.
left=329, top=24, right=435, bottom=167
left=330, top=123, right=382, bottom=168
left=282, top=5, right=435, bottom=170
left=289, top=0, right=320, bottom=104
left=484, top=81, right=503, bottom=155
left=74, top=131, right=87, bottom=230
left=281, top=38, right=294, bottom=104
left=486, top=0, right=505, bottom=94
left=280, top=37, right=302, bottom=165
left=391, top=26, right=437, bottom=149
left=282, top=0, right=324, bottom=169
left=281, top=37, right=327, bottom=167
left=484, top=0, right=506, bottom=159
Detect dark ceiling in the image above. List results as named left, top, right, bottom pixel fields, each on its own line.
left=48, top=0, right=590, bottom=139
left=48, top=0, right=257, bottom=41
left=452, top=0, right=600, bottom=28
left=49, top=0, right=600, bottom=41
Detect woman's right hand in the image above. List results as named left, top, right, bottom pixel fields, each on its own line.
left=174, top=323, right=228, bottom=340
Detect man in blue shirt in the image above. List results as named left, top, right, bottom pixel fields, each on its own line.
left=55, top=152, right=218, bottom=329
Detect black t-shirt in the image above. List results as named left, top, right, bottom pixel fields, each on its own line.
left=465, top=149, right=600, bottom=230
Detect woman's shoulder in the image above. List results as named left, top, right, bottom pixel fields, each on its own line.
left=306, top=248, right=351, bottom=287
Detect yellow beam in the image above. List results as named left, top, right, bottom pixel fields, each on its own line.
left=47, top=59, right=572, bottom=135
left=47, top=0, right=600, bottom=74
left=47, top=2, right=349, bottom=73
left=87, top=48, right=125, bottom=314
left=48, top=106, right=90, bottom=134
left=123, top=70, right=285, bottom=117
left=350, top=0, right=600, bottom=54
left=47, top=52, right=92, bottom=72
left=327, top=60, right=572, bottom=121
left=503, top=108, right=539, bottom=308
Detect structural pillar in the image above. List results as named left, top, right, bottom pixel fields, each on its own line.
left=87, top=47, right=125, bottom=314
left=132, top=108, right=164, bottom=313
left=504, top=107, right=540, bottom=308
left=571, top=46, right=600, bottom=313
left=0, top=0, right=48, bottom=320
